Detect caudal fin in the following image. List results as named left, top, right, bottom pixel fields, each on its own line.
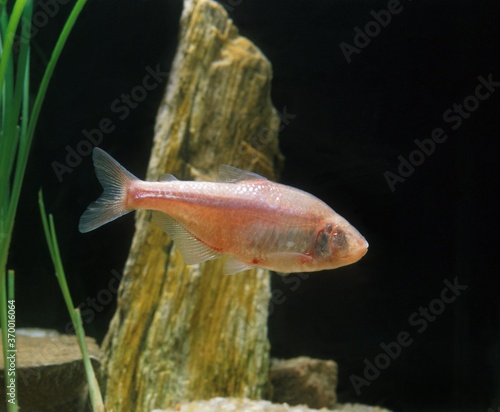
left=79, top=148, right=139, bottom=233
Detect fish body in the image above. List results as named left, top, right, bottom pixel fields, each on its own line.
left=79, top=148, right=368, bottom=274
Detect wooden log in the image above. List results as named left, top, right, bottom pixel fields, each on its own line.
left=101, top=0, right=284, bottom=410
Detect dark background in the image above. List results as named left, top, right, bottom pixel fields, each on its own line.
left=9, top=0, right=499, bottom=411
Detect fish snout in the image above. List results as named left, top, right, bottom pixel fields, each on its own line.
left=330, top=224, right=369, bottom=265
left=351, top=233, right=369, bottom=261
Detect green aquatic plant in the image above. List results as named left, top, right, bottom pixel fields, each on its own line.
left=38, top=191, right=104, bottom=412
left=0, top=269, right=15, bottom=408
left=0, top=0, right=87, bottom=410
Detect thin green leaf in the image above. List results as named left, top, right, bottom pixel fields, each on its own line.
left=0, top=0, right=87, bottom=310
left=38, top=192, right=105, bottom=412
left=8, top=0, right=87, bottom=233
left=0, top=0, right=27, bottom=98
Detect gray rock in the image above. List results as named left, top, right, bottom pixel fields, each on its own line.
left=152, top=397, right=393, bottom=412
left=270, top=357, right=338, bottom=409
left=0, top=329, right=102, bottom=412
left=153, top=398, right=317, bottom=412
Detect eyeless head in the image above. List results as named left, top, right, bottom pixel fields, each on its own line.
left=325, top=219, right=369, bottom=267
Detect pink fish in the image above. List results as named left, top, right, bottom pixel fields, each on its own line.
left=79, top=148, right=368, bottom=274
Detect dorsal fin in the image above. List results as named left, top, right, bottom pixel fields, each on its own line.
left=158, top=173, right=178, bottom=182
left=216, top=165, right=268, bottom=183
left=152, top=211, right=221, bottom=264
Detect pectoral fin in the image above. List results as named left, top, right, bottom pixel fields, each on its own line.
left=152, top=211, right=221, bottom=265
left=267, top=252, right=314, bottom=268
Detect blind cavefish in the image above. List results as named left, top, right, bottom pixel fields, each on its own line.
left=79, top=148, right=368, bottom=275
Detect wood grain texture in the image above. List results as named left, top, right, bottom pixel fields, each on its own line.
left=101, top=0, right=283, bottom=410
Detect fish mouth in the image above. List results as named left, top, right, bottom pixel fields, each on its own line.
left=337, top=232, right=369, bottom=265
left=327, top=233, right=368, bottom=270
left=350, top=235, right=369, bottom=262
left=327, top=217, right=369, bottom=268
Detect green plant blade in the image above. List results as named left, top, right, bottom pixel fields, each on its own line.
left=0, top=269, right=17, bottom=411
left=0, top=0, right=88, bottom=328
left=0, top=0, right=27, bottom=98
left=0, top=2, right=88, bottom=409
left=38, top=191, right=105, bottom=412
left=8, top=0, right=88, bottom=228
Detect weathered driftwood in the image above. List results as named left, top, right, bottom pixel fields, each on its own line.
left=101, top=0, right=283, bottom=410
left=0, top=329, right=102, bottom=412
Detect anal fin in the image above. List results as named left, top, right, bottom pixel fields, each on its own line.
left=223, top=256, right=256, bottom=275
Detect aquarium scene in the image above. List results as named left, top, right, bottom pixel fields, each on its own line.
left=0, top=0, right=497, bottom=411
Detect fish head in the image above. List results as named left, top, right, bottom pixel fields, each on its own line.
left=314, top=216, right=369, bottom=270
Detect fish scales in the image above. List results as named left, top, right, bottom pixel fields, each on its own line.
left=79, top=148, right=368, bottom=274
left=128, top=180, right=324, bottom=257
